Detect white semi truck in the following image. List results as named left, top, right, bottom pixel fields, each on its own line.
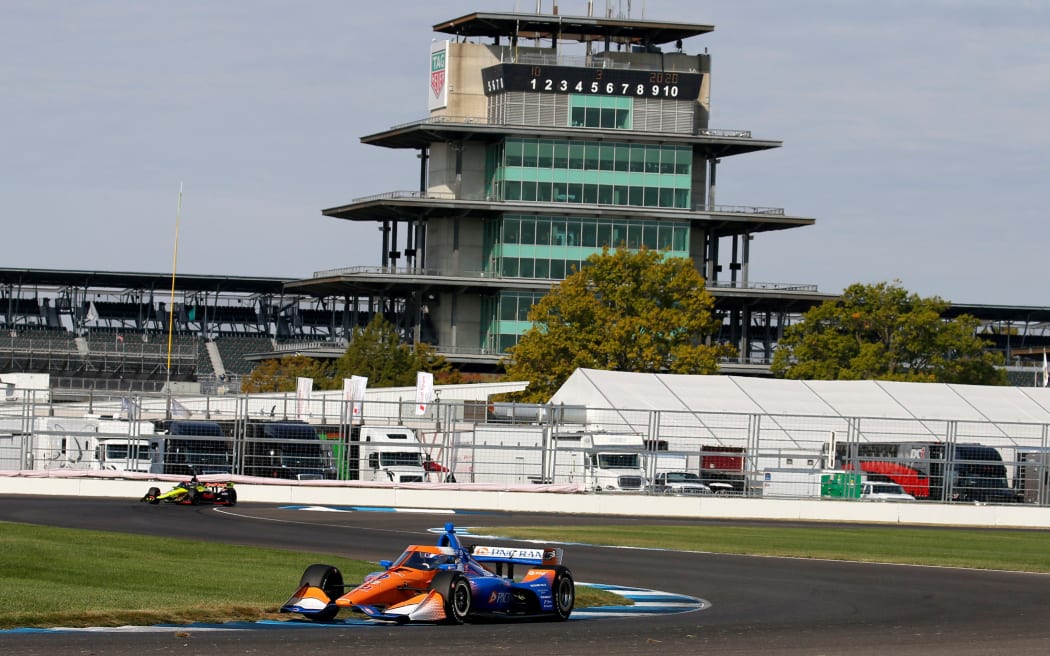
left=342, top=425, right=428, bottom=483
left=451, top=425, right=647, bottom=492
left=11, top=416, right=154, bottom=472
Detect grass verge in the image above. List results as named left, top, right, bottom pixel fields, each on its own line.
left=479, top=524, right=1050, bottom=572
left=0, top=521, right=621, bottom=629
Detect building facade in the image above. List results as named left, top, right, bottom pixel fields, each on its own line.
left=289, top=10, right=830, bottom=371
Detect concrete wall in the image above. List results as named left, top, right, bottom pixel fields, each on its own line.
left=3, top=475, right=1050, bottom=529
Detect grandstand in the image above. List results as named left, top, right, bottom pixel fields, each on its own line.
left=4, top=267, right=1050, bottom=394
left=0, top=269, right=346, bottom=395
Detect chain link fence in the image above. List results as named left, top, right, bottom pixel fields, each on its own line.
left=1, top=389, right=1047, bottom=504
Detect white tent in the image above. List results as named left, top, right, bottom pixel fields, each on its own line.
left=548, top=369, right=1050, bottom=457
left=550, top=369, right=1050, bottom=422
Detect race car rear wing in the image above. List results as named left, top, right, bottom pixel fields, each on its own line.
left=470, top=544, right=564, bottom=567
left=436, top=522, right=563, bottom=568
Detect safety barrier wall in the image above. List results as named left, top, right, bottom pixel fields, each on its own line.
left=3, top=475, right=1050, bottom=529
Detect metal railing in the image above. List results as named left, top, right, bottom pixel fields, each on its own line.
left=386, top=115, right=753, bottom=140
left=1, top=392, right=1046, bottom=505
left=347, top=188, right=786, bottom=217
left=311, top=265, right=818, bottom=293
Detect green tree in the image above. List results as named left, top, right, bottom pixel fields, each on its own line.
left=503, top=247, right=733, bottom=402
left=330, top=314, right=452, bottom=387
left=240, top=355, right=332, bottom=393
left=770, top=281, right=1006, bottom=384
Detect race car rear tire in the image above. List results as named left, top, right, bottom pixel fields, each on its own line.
left=551, top=566, right=575, bottom=621
left=431, top=571, right=471, bottom=624
left=226, top=487, right=237, bottom=506
left=300, top=564, right=343, bottom=622
left=144, top=487, right=161, bottom=504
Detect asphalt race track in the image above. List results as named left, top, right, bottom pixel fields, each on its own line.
left=1, top=496, right=1049, bottom=656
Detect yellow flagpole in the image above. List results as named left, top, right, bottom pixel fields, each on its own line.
left=166, top=183, right=183, bottom=381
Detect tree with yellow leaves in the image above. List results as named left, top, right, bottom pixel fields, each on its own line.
left=503, top=247, right=733, bottom=402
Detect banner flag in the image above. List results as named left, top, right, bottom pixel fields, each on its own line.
left=343, top=375, right=367, bottom=420
left=415, top=371, right=435, bottom=416
left=296, top=377, right=313, bottom=420
left=120, top=396, right=141, bottom=421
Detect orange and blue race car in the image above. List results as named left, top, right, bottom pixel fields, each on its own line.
left=280, top=522, right=574, bottom=624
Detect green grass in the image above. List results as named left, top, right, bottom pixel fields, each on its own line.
left=8, top=519, right=1045, bottom=630
left=480, top=524, right=1050, bottom=572
left=0, top=521, right=621, bottom=629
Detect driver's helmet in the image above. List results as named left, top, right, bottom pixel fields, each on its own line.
left=411, top=551, right=458, bottom=570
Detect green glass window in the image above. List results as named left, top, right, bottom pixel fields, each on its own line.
left=629, top=146, right=645, bottom=173
left=568, top=95, right=633, bottom=130
left=553, top=142, right=569, bottom=168
left=675, top=146, right=691, bottom=174
left=505, top=140, right=523, bottom=167
left=538, top=141, right=554, bottom=169
left=503, top=257, right=519, bottom=277
left=492, top=137, right=692, bottom=209
left=596, top=224, right=611, bottom=247
left=520, top=219, right=535, bottom=244
left=582, top=184, right=598, bottom=204
left=537, top=182, right=552, bottom=202
left=584, top=144, right=600, bottom=170
left=535, top=218, right=551, bottom=245
left=643, top=224, right=659, bottom=249
left=534, top=259, right=550, bottom=279
left=503, top=217, right=519, bottom=243
left=581, top=222, right=597, bottom=247
left=523, top=141, right=538, bottom=167
left=551, top=260, right=566, bottom=279
left=568, top=142, right=585, bottom=169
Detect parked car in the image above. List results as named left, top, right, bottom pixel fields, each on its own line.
left=651, top=472, right=711, bottom=496
left=860, top=481, right=915, bottom=502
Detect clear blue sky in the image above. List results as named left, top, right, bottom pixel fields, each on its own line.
left=2, top=1, right=1047, bottom=306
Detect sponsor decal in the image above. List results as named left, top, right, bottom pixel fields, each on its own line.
left=525, top=569, right=552, bottom=579
left=488, top=591, right=512, bottom=605
left=473, top=546, right=544, bottom=560
left=430, top=50, right=446, bottom=99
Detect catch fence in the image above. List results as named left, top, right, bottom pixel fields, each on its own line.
left=0, top=389, right=1047, bottom=504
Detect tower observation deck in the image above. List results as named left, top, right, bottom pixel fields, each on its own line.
left=287, top=9, right=828, bottom=372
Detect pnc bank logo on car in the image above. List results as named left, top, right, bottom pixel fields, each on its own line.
left=488, top=591, right=512, bottom=605
left=473, top=546, right=544, bottom=560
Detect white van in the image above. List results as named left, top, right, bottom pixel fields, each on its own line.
left=861, top=481, right=916, bottom=502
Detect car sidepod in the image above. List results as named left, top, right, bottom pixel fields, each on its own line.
left=507, top=566, right=574, bottom=620
left=466, top=573, right=515, bottom=615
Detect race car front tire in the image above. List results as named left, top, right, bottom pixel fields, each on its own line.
left=550, top=566, right=575, bottom=621
left=144, top=487, right=161, bottom=504
left=300, top=564, right=344, bottom=622
left=431, top=571, right=472, bottom=624
left=226, top=487, right=237, bottom=506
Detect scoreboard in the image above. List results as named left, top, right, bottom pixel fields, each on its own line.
left=482, top=63, right=702, bottom=100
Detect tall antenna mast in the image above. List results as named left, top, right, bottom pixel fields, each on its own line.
left=166, top=182, right=183, bottom=386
